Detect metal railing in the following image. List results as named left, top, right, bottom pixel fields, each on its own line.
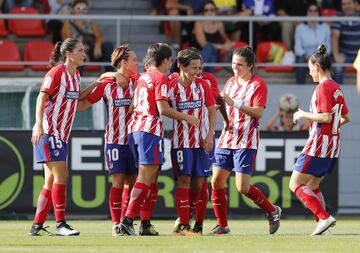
left=0, top=13, right=359, bottom=68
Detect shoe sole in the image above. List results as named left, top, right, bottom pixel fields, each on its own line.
left=311, top=220, right=336, bottom=236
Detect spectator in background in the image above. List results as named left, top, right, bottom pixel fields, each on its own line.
left=266, top=93, right=309, bottom=131
left=47, top=0, right=73, bottom=44
left=165, top=0, right=207, bottom=49
left=241, top=0, right=281, bottom=47
left=61, top=0, right=114, bottom=71
left=191, top=1, right=232, bottom=73
left=294, top=1, right=331, bottom=84
left=275, top=0, right=307, bottom=50
left=148, top=0, right=166, bottom=15
left=3, top=0, right=32, bottom=13
left=331, top=0, right=360, bottom=84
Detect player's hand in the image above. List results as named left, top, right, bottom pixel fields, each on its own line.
left=186, top=115, right=199, bottom=127
left=114, top=72, right=128, bottom=87
left=293, top=108, right=304, bottom=124
left=31, top=123, right=44, bottom=146
left=203, top=134, right=213, bottom=154
left=220, top=92, right=233, bottom=106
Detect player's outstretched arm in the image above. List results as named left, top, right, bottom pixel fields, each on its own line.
left=293, top=108, right=331, bottom=124
left=157, top=100, right=199, bottom=127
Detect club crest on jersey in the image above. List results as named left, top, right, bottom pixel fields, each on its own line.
left=161, top=84, right=167, bottom=97
left=113, top=98, right=131, bottom=107
left=66, top=90, right=79, bottom=100
left=193, top=87, right=200, bottom=94
left=177, top=100, right=202, bottom=110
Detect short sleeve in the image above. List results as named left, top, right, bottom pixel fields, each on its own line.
left=40, top=67, right=62, bottom=96
left=201, top=80, right=216, bottom=107
left=87, top=80, right=107, bottom=104
left=252, top=79, right=268, bottom=107
left=155, top=74, right=169, bottom=101
left=315, top=84, right=332, bottom=113
left=203, top=72, right=220, bottom=99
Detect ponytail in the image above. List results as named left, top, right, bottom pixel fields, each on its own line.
left=49, top=41, right=62, bottom=68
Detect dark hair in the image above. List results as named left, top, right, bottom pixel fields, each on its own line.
left=111, top=44, right=131, bottom=69
left=310, top=44, right=332, bottom=71
left=233, top=46, right=256, bottom=73
left=146, top=43, right=172, bottom=67
left=202, top=1, right=217, bottom=12
left=143, top=55, right=150, bottom=71
left=177, top=48, right=203, bottom=68
left=49, top=38, right=81, bottom=67
left=306, top=1, right=321, bottom=13
left=72, top=0, right=88, bottom=8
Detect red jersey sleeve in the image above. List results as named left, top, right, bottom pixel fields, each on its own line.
left=203, top=72, right=220, bottom=99
left=252, top=78, right=267, bottom=107
left=199, top=78, right=216, bottom=107
left=155, top=74, right=169, bottom=101
left=316, top=83, right=332, bottom=113
left=87, top=78, right=110, bottom=104
left=342, top=101, right=349, bottom=116
left=40, top=66, right=62, bottom=96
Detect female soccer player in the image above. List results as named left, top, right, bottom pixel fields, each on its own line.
left=119, top=43, right=199, bottom=235
left=168, top=49, right=216, bottom=235
left=210, top=46, right=281, bottom=235
left=29, top=38, right=100, bottom=236
left=77, top=45, right=139, bottom=236
left=290, top=44, right=350, bottom=236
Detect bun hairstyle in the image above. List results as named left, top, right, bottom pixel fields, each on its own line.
left=233, top=46, right=256, bottom=73
left=146, top=43, right=172, bottom=67
left=111, top=44, right=131, bottom=69
left=176, top=48, right=203, bottom=68
left=310, top=43, right=332, bottom=71
left=49, top=38, right=81, bottom=68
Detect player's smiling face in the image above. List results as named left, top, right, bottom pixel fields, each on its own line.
left=181, top=59, right=202, bottom=81
left=308, top=60, right=319, bottom=83
left=232, top=55, right=251, bottom=78
left=126, top=51, right=138, bottom=74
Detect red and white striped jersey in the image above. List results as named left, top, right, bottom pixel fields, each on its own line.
left=40, top=64, right=81, bottom=143
left=302, top=80, right=349, bottom=158
left=87, top=76, right=136, bottom=145
left=168, top=77, right=216, bottom=148
left=217, top=75, right=267, bottom=150
left=128, top=68, right=169, bottom=137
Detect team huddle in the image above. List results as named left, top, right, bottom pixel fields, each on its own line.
left=29, top=38, right=350, bottom=237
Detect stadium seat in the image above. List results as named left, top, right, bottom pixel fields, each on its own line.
left=0, top=39, right=24, bottom=70
left=320, top=9, right=337, bottom=25
left=345, top=66, right=356, bottom=73
left=83, top=65, right=102, bottom=72
left=255, top=41, right=295, bottom=72
left=8, top=7, right=46, bottom=37
left=24, top=40, right=54, bottom=71
left=0, top=12, right=9, bottom=37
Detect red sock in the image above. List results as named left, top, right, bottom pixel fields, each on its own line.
left=196, top=181, right=209, bottom=224
left=295, top=184, right=329, bottom=220
left=109, top=186, right=123, bottom=224
left=34, top=188, right=52, bottom=224
left=211, top=188, right=228, bottom=227
left=313, top=188, right=326, bottom=222
left=121, top=187, right=131, bottom=220
left=245, top=185, right=276, bottom=214
left=140, top=183, right=158, bottom=221
left=125, top=182, right=149, bottom=219
left=52, top=183, right=66, bottom=222
left=175, top=187, right=190, bottom=225
left=189, top=190, right=201, bottom=219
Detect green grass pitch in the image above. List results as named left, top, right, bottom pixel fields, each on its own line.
left=1, top=219, right=360, bottom=253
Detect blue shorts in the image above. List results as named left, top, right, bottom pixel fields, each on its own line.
left=128, top=132, right=164, bottom=166
left=213, top=148, right=257, bottom=175
left=104, top=144, right=137, bottom=175
left=294, top=153, right=337, bottom=177
left=171, top=148, right=211, bottom=177
left=34, top=134, right=67, bottom=163
left=209, top=136, right=216, bottom=164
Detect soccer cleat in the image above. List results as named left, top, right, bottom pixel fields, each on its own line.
left=55, top=221, right=80, bottom=236
left=173, top=214, right=193, bottom=233
left=112, top=224, right=123, bottom=236
left=29, top=224, right=53, bottom=236
left=172, top=224, right=200, bottom=236
left=311, top=215, right=336, bottom=236
left=267, top=205, right=282, bottom=234
left=120, top=217, right=137, bottom=236
left=139, top=220, right=159, bottom=236
left=192, top=223, right=203, bottom=235
left=210, top=225, right=230, bottom=235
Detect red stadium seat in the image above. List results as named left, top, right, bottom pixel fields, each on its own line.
left=83, top=65, right=102, bottom=71
left=0, top=12, right=9, bottom=37
left=24, top=40, right=54, bottom=71
left=320, top=9, right=337, bottom=25
left=8, top=7, right=46, bottom=37
left=256, top=41, right=295, bottom=72
left=345, top=66, right=356, bottom=73
left=0, top=39, right=24, bottom=70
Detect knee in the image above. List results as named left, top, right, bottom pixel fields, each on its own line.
left=288, top=180, right=298, bottom=193
left=211, top=177, right=224, bottom=189
left=177, top=176, right=190, bottom=188
left=236, top=184, right=250, bottom=194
